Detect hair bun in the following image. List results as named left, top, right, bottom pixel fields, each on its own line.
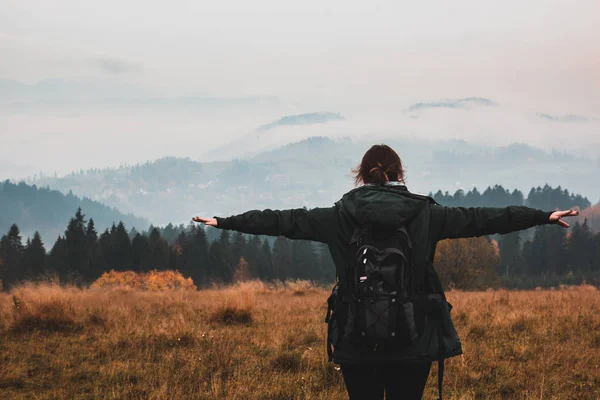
left=369, top=163, right=390, bottom=183
left=351, top=144, right=405, bottom=186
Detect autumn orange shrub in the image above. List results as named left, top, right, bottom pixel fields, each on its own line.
left=434, top=236, right=500, bottom=289
left=91, top=269, right=196, bottom=291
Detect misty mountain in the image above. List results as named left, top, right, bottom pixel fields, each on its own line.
left=0, top=180, right=149, bottom=245
left=204, top=112, right=347, bottom=161
left=536, top=113, right=590, bottom=123
left=257, top=112, right=345, bottom=132
left=23, top=137, right=600, bottom=228
left=407, top=97, right=497, bottom=112
left=0, top=160, right=38, bottom=181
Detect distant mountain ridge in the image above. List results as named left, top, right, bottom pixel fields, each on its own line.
left=0, top=180, right=149, bottom=244
left=23, top=137, right=600, bottom=228
left=204, top=112, right=347, bottom=162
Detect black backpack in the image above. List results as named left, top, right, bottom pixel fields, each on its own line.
left=325, top=222, right=453, bottom=400
left=348, top=225, right=423, bottom=347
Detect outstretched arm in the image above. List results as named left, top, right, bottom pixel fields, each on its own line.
left=193, top=206, right=338, bottom=243
left=430, top=205, right=579, bottom=241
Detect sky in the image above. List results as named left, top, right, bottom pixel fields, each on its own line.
left=1, top=0, right=600, bottom=176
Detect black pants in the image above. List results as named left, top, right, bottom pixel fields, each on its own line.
left=340, top=362, right=431, bottom=400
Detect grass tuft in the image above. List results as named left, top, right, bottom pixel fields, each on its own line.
left=510, top=316, right=532, bottom=333
left=467, top=324, right=487, bottom=340
left=10, top=300, right=82, bottom=334
left=210, top=306, right=253, bottom=325
left=271, top=350, right=302, bottom=372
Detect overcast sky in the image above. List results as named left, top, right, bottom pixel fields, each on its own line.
left=1, top=0, right=600, bottom=175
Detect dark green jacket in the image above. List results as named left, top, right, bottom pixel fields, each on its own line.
left=216, top=183, right=555, bottom=363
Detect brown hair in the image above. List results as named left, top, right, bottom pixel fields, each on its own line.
left=352, top=144, right=406, bottom=186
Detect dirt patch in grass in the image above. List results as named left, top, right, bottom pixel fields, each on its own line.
left=209, top=306, right=253, bottom=325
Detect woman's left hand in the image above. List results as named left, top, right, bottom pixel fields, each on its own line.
left=192, top=217, right=218, bottom=227
left=549, top=209, right=579, bottom=228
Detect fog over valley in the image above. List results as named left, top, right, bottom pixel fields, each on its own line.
left=2, top=82, right=600, bottom=178
left=2, top=0, right=600, bottom=231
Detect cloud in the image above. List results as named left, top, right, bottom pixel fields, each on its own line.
left=407, top=97, right=497, bottom=112
left=90, top=56, right=142, bottom=75
left=256, top=112, right=345, bottom=132
left=536, top=113, right=589, bottom=123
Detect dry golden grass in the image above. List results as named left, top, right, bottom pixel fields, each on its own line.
left=0, top=281, right=599, bottom=399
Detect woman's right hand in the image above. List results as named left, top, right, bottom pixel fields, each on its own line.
left=549, top=209, right=579, bottom=228
left=192, top=217, right=218, bottom=227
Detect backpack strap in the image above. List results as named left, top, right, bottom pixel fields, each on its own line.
left=438, top=356, right=444, bottom=400
left=436, top=298, right=448, bottom=400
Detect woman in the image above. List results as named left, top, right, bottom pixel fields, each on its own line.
left=193, top=144, right=578, bottom=400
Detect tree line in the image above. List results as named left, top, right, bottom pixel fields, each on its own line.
left=1, top=183, right=598, bottom=291
left=0, top=179, right=149, bottom=246
left=429, top=183, right=591, bottom=210
left=0, top=208, right=335, bottom=291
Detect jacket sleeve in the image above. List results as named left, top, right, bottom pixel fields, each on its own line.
left=214, top=207, right=337, bottom=243
left=429, top=205, right=555, bottom=241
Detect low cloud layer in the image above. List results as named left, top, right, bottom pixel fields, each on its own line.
left=90, top=56, right=142, bottom=75
left=536, top=113, right=590, bottom=123
left=407, top=97, right=498, bottom=112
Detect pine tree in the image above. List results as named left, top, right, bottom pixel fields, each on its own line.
left=84, top=219, right=102, bottom=282
left=99, top=228, right=113, bottom=270
left=453, top=189, right=465, bottom=206
left=232, top=232, right=247, bottom=265
left=129, top=227, right=139, bottom=241
left=498, top=232, right=525, bottom=277
left=523, top=225, right=550, bottom=276
left=148, top=228, right=170, bottom=270
left=23, top=231, right=47, bottom=281
left=65, top=208, right=87, bottom=283
left=259, top=239, right=274, bottom=280
left=567, top=220, right=594, bottom=272
left=0, top=235, right=7, bottom=290
left=173, top=228, right=206, bottom=283
left=316, top=242, right=336, bottom=283
left=1, top=224, right=25, bottom=288
left=131, top=233, right=151, bottom=272
left=545, top=225, right=568, bottom=275
left=244, top=236, right=263, bottom=278
left=113, top=222, right=132, bottom=270
left=464, top=187, right=481, bottom=207
left=216, top=230, right=234, bottom=282
left=49, top=235, right=69, bottom=281
left=193, top=226, right=210, bottom=285
left=592, top=233, right=600, bottom=273
left=510, top=188, right=525, bottom=206
left=292, top=240, right=318, bottom=280
left=208, top=239, right=221, bottom=283
left=173, top=231, right=188, bottom=274
left=272, top=236, right=293, bottom=281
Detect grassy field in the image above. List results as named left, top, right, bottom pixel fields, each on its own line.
left=0, top=281, right=599, bottom=399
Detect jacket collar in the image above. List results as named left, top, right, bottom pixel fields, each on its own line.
left=363, top=181, right=408, bottom=190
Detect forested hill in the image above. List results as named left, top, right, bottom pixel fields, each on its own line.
left=0, top=180, right=149, bottom=244
left=23, top=137, right=600, bottom=227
